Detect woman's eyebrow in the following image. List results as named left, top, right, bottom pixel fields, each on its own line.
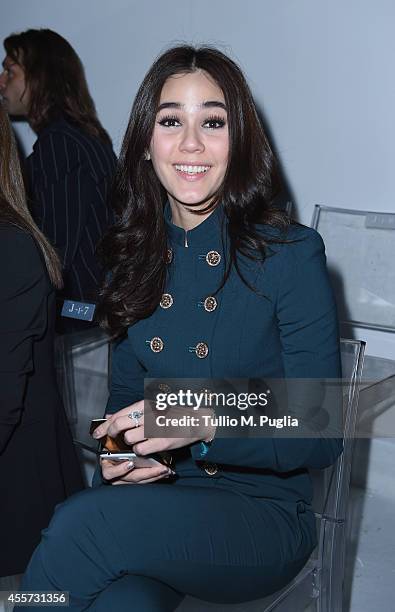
left=157, top=101, right=227, bottom=111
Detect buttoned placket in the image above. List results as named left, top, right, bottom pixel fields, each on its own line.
left=146, top=205, right=226, bottom=369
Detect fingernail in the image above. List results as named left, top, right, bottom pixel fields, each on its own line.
left=127, top=461, right=134, bottom=469
left=92, top=429, right=102, bottom=439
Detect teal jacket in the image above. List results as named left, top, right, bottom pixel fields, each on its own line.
left=105, top=205, right=342, bottom=503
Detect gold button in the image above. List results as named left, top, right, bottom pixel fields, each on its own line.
left=158, top=383, right=171, bottom=392
left=206, top=251, right=221, bottom=266
left=160, top=293, right=173, bottom=309
left=203, top=462, right=218, bottom=476
left=150, top=337, right=164, bottom=353
left=166, top=248, right=173, bottom=264
left=204, top=296, right=217, bottom=312
left=195, top=342, right=209, bottom=359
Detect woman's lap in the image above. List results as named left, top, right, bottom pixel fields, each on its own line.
left=20, top=481, right=315, bottom=610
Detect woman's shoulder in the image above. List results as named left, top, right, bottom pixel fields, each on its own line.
left=257, top=220, right=321, bottom=241
left=244, top=222, right=327, bottom=288
left=257, top=221, right=325, bottom=259
left=0, top=223, right=44, bottom=274
left=0, top=221, right=37, bottom=245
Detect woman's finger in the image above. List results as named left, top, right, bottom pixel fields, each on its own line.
left=137, top=474, right=173, bottom=484
left=123, top=424, right=146, bottom=446
left=114, top=465, right=171, bottom=484
left=129, top=465, right=170, bottom=482
left=112, top=473, right=171, bottom=486
left=93, top=400, right=145, bottom=439
left=101, top=458, right=134, bottom=481
left=106, top=414, right=144, bottom=439
left=132, top=437, right=174, bottom=455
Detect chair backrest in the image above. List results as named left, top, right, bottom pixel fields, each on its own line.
left=55, top=295, right=109, bottom=435
left=311, top=205, right=395, bottom=332
left=310, top=338, right=365, bottom=521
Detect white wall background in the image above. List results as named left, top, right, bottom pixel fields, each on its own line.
left=2, top=0, right=394, bottom=358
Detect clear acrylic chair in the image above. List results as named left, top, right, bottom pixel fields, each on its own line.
left=177, top=338, right=365, bottom=612
left=54, top=301, right=110, bottom=483
left=311, top=205, right=395, bottom=334
left=55, top=326, right=109, bottom=418
left=311, top=203, right=395, bottom=448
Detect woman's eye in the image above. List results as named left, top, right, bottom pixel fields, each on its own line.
left=158, top=116, right=181, bottom=127
left=203, top=117, right=226, bottom=129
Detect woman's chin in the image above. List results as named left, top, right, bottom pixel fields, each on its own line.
left=170, top=193, right=216, bottom=208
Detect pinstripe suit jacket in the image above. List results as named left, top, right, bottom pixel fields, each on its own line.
left=26, top=119, right=116, bottom=303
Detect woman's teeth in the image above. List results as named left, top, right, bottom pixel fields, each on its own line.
left=175, top=164, right=210, bottom=174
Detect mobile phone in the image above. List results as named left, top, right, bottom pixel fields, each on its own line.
left=90, top=418, right=107, bottom=435
left=90, top=418, right=166, bottom=468
left=99, top=451, right=164, bottom=468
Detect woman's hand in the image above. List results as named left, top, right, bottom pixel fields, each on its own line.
left=100, top=457, right=173, bottom=485
left=95, top=401, right=175, bottom=484
left=92, top=399, right=216, bottom=459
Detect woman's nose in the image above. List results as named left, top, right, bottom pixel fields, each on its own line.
left=179, top=124, right=204, bottom=153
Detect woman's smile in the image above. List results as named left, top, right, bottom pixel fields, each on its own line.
left=173, top=163, right=212, bottom=180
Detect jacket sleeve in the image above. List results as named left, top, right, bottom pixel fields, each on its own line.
left=0, top=229, right=47, bottom=454
left=105, top=334, right=146, bottom=414
left=190, top=228, right=343, bottom=471
left=29, top=132, right=99, bottom=271
left=91, top=333, right=146, bottom=486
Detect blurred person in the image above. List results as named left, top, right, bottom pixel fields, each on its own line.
left=0, top=102, right=84, bottom=578
left=0, top=29, right=116, bottom=330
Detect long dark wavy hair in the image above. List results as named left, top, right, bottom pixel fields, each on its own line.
left=4, top=29, right=111, bottom=143
left=0, top=102, right=62, bottom=287
left=98, top=45, right=288, bottom=337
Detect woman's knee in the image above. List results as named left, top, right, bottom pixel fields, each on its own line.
left=42, top=488, right=103, bottom=545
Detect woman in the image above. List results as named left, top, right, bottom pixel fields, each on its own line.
left=0, top=102, right=84, bottom=578
left=20, top=46, right=341, bottom=610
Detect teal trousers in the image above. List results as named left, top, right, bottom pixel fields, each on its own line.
left=20, top=479, right=315, bottom=611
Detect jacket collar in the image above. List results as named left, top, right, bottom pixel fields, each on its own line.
left=164, top=202, right=226, bottom=248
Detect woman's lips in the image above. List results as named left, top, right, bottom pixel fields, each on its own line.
left=173, top=164, right=211, bottom=181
